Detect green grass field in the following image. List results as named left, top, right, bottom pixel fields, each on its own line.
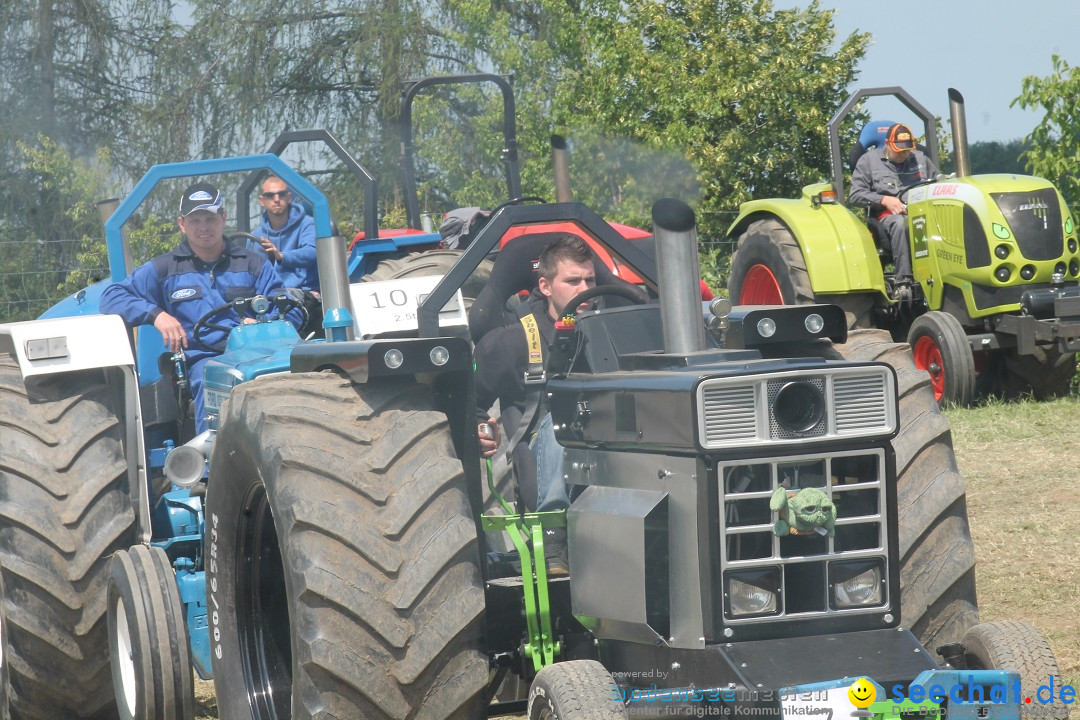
left=945, top=396, right=1080, bottom=688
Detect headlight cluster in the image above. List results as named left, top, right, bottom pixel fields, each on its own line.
left=725, top=560, right=885, bottom=620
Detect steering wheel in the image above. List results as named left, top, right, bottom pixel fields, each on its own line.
left=226, top=231, right=265, bottom=249
left=558, top=284, right=648, bottom=320
left=192, top=291, right=309, bottom=352
left=898, top=178, right=938, bottom=204
left=193, top=301, right=241, bottom=352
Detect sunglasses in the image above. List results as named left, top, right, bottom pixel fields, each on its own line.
left=261, top=190, right=289, bottom=199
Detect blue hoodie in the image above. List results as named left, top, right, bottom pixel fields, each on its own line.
left=255, top=203, right=319, bottom=290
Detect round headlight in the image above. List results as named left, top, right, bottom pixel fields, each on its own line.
left=1056, top=262, right=1067, bottom=277
left=995, top=266, right=1011, bottom=282
left=1071, top=259, right=1079, bottom=276
left=773, top=381, right=824, bottom=434
left=756, top=317, right=777, bottom=338
left=384, top=348, right=404, bottom=369
left=1020, top=265, right=1036, bottom=281
left=429, top=345, right=450, bottom=366
left=994, top=244, right=1010, bottom=260
left=804, top=313, right=824, bottom=334
left=1069, top=238, right=1077, bottom=254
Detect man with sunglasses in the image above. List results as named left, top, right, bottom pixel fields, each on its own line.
left=849, top=122, right=939, bottom=279
left=254, top=175, right=319, bottom=291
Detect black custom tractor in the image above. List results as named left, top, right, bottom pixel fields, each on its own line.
left=201, top=195, right=1064, bottom=719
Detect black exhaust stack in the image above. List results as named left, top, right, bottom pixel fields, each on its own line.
left=551, top=134, right=572, bottom=203
left=948, top=88, right=971, bottom=178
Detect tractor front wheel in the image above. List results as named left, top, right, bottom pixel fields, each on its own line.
left=907, top=311, right=976, bottom=406
left=527, top=660, right=628, bottom=719
left=206, top=372, right=487, bottom=720
left=962, top=621, right=1066, bottom=720
left=107, top=545, right=194, bottom=720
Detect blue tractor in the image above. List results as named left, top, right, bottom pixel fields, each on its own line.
left=0, top=150, right=478, bottom=719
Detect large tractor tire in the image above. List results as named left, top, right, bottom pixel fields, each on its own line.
left=107, top=545, right=194, bottom=720
left=1001, top=346, right=1077, bottom=400
left=831, top=331, right=979, bottom=652
left=527, top=660, right=628, bottom=719
left=205, top=372, right=487, bottom=720
left=907, top=311, right=977, bottom=407
left=0, top=354, right=139, bottom=719
left=728, top=218, right=875, bottom=328
left=365, top=249, right=494, bottom=311
left=961, top=621, right=1066, bottom=720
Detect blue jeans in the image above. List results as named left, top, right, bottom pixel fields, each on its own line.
left=188, top=356, right=210, bottom=434
left=531, top=413, right=569, bottom=512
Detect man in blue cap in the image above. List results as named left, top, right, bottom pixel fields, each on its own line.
left=100, top=181, right=297, bottom=432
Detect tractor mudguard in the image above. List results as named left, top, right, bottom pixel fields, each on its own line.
left=727, top=184, right=888, bottom=299
left=0, top=313, right=152, bottom=543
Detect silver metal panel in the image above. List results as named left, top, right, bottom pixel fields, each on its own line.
left=834, top=373, right=889, bottom=432
left=569, top=485, right=668, bottom=646
left=568, top=449, right=707, bottom=649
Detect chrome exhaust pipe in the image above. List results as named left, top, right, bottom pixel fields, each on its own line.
left=164, top=430, right=213, bottom=487
left=316, top=235, right=356, bottom=342
left=652, top=198, right=706, bottom=354
left=551, top=134, right=572, bottom=202
left=948, top=88, right=971, bottom=178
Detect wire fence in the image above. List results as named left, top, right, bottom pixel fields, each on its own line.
left=0, top=215, right=740, bottom=323
left=0, top=236, right=107, bottom=323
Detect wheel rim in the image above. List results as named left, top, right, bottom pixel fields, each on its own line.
left=237, top=484, right=292, bottom=719
left=114, top=596, right=138, bottom=718
left=913, top=335, right=946, bottom=401
left=739, top=264, right=784, bottom=305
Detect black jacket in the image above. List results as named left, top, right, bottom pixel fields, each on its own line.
left=474, top=294, right=554, bottom=422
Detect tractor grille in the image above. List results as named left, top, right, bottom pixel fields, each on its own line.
left=993, top=188, right=1064, bottom=261
left=697, top=366, right=896, bottom=450
left=719, top=449, right=890, bottom=624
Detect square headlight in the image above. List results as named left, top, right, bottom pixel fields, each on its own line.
left=724, top=568, right=781, bottom=618
left=829, top=559, right=885, bottom=609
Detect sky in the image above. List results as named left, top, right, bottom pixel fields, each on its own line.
left=775, top=0, right=1080, bottom=143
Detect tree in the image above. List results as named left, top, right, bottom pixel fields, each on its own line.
left=961, top=139, right=1032, bottom=176
left=446, top=0, right=869, bottom=239
left=1013, top=55, right=1080, bottom=210
left=0, top=137, right=113, bottom=322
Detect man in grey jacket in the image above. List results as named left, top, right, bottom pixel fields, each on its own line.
left=849, top=123, right=939, bottom=278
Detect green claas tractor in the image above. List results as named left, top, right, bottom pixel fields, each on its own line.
left=727, top=86, right=1080, bottom=405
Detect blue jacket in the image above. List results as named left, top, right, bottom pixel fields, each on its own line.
left=100, top=239, right=298, bottom=367
left=255, top=204, right=319, bottom=290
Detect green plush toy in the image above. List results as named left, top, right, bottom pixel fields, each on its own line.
left=770, top=486, right=836, bottom=537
